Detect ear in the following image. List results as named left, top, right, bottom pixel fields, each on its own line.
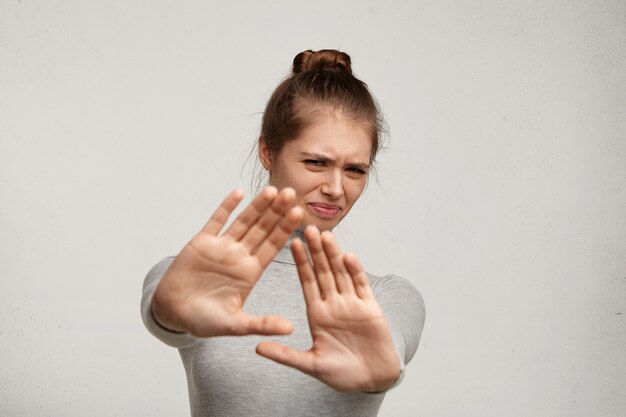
left=258, top=136, right=273, bottom=170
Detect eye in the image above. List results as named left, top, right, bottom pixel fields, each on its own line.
left=304, top=159, right=325, bottom=167
left=346, top=166, right=367, bottom=175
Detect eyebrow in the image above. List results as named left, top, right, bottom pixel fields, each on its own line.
left=299, top=152, right=370, bottom=170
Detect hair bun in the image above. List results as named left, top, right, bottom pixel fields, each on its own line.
left=292, top=49, right=353, bottom=75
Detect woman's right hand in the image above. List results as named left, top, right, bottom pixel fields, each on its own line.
left=151, top=186, right=303, bottom=338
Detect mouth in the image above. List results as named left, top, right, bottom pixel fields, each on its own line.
left=307, top=203, right=342, bottom=218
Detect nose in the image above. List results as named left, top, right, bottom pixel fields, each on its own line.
left=321, top=169, right=343, bottom=199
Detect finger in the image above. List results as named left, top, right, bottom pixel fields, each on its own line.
left=305, top=225, right=336, bottom=297
left=253, top=205, right=303, bottom=267
left=241, top=187, right=297, bottom=251
left=343, top=252, right=374, bottom=300
left=291, top=237, right=321, bottom=301
left=201, top=188, right=245, bottom=236
left=255, top=341, right=315, bottom=375
left=229, top=312, right=293, bottom=336
left=223, top=186, right=277, bottom=240
left=320, top=231, right=354, bottom=294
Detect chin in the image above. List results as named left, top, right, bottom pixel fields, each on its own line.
left=300, top=216, right=339, bottom=232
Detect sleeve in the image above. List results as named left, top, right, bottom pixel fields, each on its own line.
left=370, top=274, right=426, bottom=389
left=140, top=257, right=201, bottom=348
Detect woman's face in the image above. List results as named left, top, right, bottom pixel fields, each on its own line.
left=260, top=116, right=372, bottom=231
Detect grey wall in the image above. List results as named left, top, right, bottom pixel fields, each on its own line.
left=1, top=1, right=625, bottom=416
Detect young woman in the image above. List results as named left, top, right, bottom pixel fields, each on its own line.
left=141, top=49, right=425, bottom=417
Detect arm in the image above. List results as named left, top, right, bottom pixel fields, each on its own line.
left=140, top=256, right=199, bottom=348
left=369, top=273, right=426, bottom=389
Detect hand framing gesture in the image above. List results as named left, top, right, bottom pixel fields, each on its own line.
left=256, top=226, right=401, bottom=393
left=151, top=187, right=303, bottom=338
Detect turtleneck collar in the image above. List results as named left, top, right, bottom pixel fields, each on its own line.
left=273, top=228, right=305, bottom=265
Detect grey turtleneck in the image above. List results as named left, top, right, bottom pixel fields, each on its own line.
left=141, top=231, right=425, bottom=417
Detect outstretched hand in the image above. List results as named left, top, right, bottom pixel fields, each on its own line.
left=256, top=226, right=401, bottom=393
left=151, top=187, right=303, bottom=338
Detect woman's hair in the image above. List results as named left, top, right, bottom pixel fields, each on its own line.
left=260, top=49, right=384, bottom=164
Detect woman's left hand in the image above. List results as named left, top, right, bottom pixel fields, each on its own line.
left=256, top=225, right=401, bottom=393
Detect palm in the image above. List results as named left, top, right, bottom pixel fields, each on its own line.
left=306, top=295, right=396, bottom=390
left=151, top=187, right=303, bottom=337
left=256, top=227, right=400, bottom=393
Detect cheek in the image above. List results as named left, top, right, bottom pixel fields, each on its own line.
left=275, top=166, right=317, bottom=196
left=294, top=171, right=321, bottom=192
left=272, top=163, right=299, bottom=189
left=345, top=179, right=367, bottom=204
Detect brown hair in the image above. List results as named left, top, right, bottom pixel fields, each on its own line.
left=260, top=49, right=384, bottom=165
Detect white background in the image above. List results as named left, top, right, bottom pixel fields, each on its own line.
left=1, top=1, right=625, bottom=416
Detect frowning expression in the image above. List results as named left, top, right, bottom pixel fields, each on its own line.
left=260, top=116, right=372, bottom=231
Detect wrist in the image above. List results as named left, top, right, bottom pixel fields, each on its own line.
left=151, top=293, right=186, bottom=333
left=362, top=355, right=404, bottom=394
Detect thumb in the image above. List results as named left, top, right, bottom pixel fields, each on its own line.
left=256, top=341, right=315, bottom=374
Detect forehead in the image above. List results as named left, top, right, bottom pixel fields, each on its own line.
left=286, top=117, right=372, bottom=161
